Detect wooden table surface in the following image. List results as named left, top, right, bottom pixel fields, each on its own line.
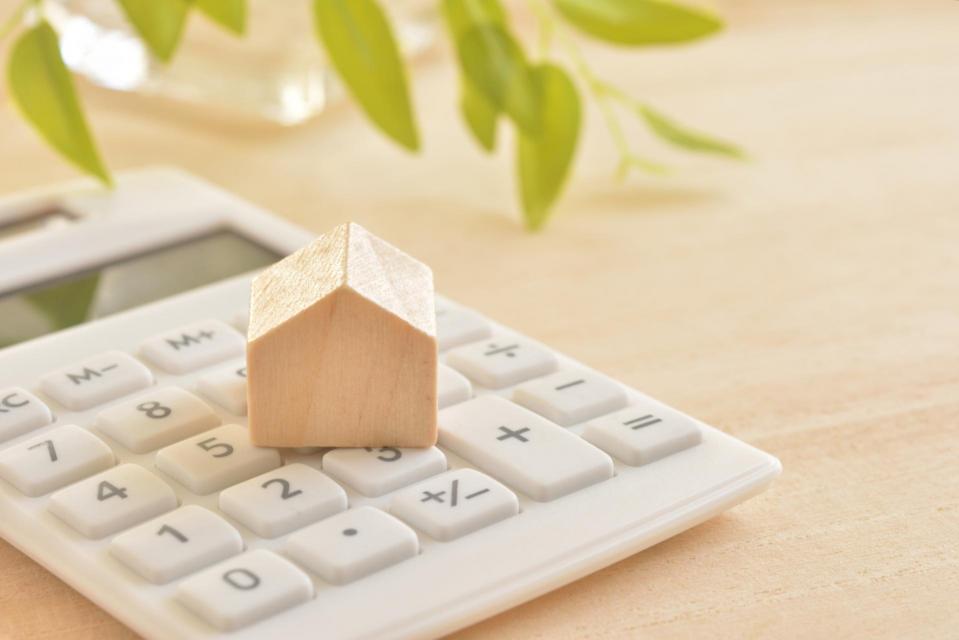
left=1, top=0, right=958, bottom=637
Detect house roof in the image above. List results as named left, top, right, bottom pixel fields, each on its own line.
left=248, top=222, right=435, bottom=342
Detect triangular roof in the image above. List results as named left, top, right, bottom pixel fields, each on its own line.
left=249, top=222, right=435, bottom=342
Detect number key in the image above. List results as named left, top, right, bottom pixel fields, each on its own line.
left=176, top=549, right=313, bottom=631
left=110, top=505, right=243, bottom=583
left=48, top=464, right=178, bottom=538
left=97, top=387, right=221, bottom=453
left=155, top=424, right=281, bottom=495
left=219, top=464, right=346, bottom=538
left=0, top=425, right=114, bottom=496
left=322, top=446, right=447, bottom=497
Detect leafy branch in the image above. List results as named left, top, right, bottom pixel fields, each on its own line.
left=2, top=0, right=745, bottom=230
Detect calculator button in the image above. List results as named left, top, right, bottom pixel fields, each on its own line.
left=435, top=303, right=492, bottom=350
left=0, top=424, right=114, bottom=497
left=582, top=405, right=702, bottom=466
left=48, top=464, right=178, bottom=538
left=110, top=505, right=243, bottom=584
left=437, top=365, right=471, bottom=409
left=390, top=468, right=518, bottom=541
left=439, top=396, right=614, bottom=501
left=40, top=351, right=153, bottom=411
left=219, top=463, right=347, bottom=538
left=233, top=311, right=250, bottom=334
left=197, top=361, right=248, bottom=416
left=155, top=424, right=281, bottom=495
left=176, top=549, right=313, bottom=631
left=0, top=387, right=52, bottom=442
left=512, top=371, right=628, bottom=426
left=322, top=446, right=447, bottom=497
left=140, top=319, right=245, bottom=374
left=446, top=338, right=557, bottom=389
left=287, top=506, right=418, bottom=584
left=96, top=387, right=221, bottom=453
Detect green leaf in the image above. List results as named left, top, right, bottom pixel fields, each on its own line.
left=639, top=104, right=744, bottom=158
left=554, top=0, right=722, bottom=46
left=7, top=22, right=111, bottom=185
left=115, top=0, right=190, bottom=62
left=195, top=0, right=246, bottom=35
left=460, top=81, right=498, bottom=151
left=455, top=24, right=539, bottom=135
left=314, top=0, right=419, bottom=151
left=517, top=64, right=582, bottom=230
left=443, top=0, right=506, bottom=150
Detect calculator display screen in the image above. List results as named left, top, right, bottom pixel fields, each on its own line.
left=0, top=231, right=280, bottom=349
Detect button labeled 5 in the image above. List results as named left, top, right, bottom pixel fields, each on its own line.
left=155, top=424, right=281, bottom=495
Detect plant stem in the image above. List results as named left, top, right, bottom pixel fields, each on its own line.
left=551, top=17, right=667, bottom=178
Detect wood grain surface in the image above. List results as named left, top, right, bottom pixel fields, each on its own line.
left=1, top=0, right=958, bottom=638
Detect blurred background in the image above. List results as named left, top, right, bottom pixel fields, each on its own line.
left=1, top=0, right=958, bottom=638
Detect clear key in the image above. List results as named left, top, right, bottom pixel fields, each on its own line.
left=40, top=351, right=153, bottom=411
left=439, top=396, right=614, bottom=501
left=155, top=424, right=281, bottom=495
left=446, top=338, right=557, bottom=389
left=0, top=424, right=114, bottom=497
left=0, top=387, right=52, bottom=442
left=391, top=468, right=518, bottom=541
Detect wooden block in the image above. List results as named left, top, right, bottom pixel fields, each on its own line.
left=246, top=222, right=437, bottom=448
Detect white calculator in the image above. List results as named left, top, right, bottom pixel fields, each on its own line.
left=0, top=168, right=781, bottom=639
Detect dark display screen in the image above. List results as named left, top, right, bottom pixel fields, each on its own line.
left=0, top=231, right=280, bottom=349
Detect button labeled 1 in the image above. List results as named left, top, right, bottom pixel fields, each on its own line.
left=0, top=387, right=52, bottom=442
left=391, top=468, right=518, bottom=541
left=111, top=505, right=243, bottom=584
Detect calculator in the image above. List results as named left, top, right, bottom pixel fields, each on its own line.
left=0, top=168, right=781, bottom=639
